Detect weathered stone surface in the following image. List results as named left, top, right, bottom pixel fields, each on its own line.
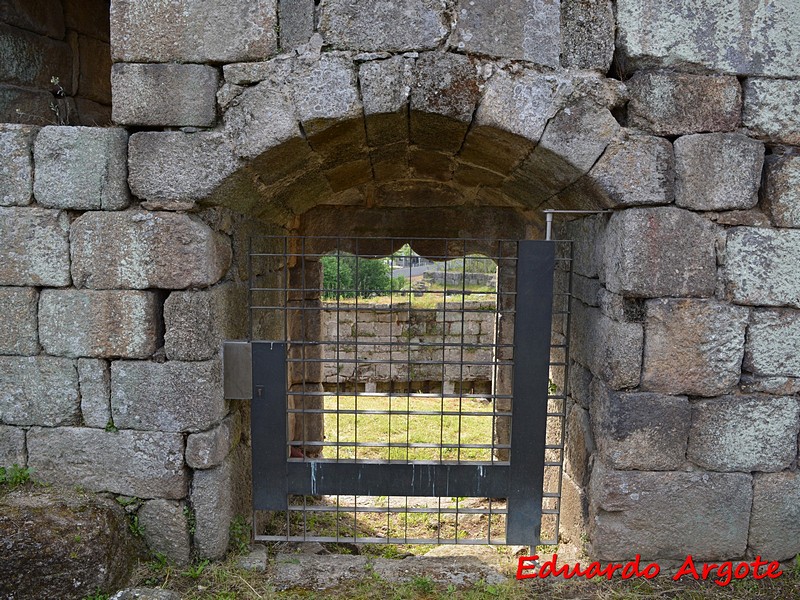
left=64, top=0, right=110, bottom=41
left=358, top=56, right=413, bottom=146
left=186, top=412, right=242, bottom=470
left=138, top=499, right=192, bottom=566
left=589, top=465, right=752, bottom=561
left=0, top=487, right=137, bottom=600
left=744, top=309, right=800, bottom=378
left=0, top=124, right=37, bottom=206
left=279, top=0, right=314, bottom=49
left=71, top=210, right=232, bottom=290
left=763, top=154, right=800, bottom=227
left=585, top=133, right=673, bottom=208
left=560, top=214, right=606, bottom=278
left=111, top=589, right=182, bottom=600
left=0, top=287, right=38, bottom=355
left=591, top=380, right=689, bottom=471
left=617, top=0, right=800, bottom=77
left=27, top=427, right=188, bottom=499
left=0, top=356, right=79, bottom=426
left=78, top=35, right=112, bottom=104
left=569, top=361, right=593, bottom=409
left=602, top=207, right=717, bottom=298
left=39, top=290, right=159, bottom=359
left=191, top=454, right=235, bottom=559
left=627, top=72, right=741, bottom=136
left=743, top=79, right=800, bottom=145
left=0, top=207, right=70, bottom=287
left=34, top=126, right=129, bottom=210
left=0, top=84, right=65, bottom=126
left=689, top=396, right=800, bottom=472
left=110, top=0, right=277, bottom=63
left=1, top=0, right=66, bottom=38
left=112, top=63, right=219, bottom=127
left=749, top=472, right=800, bottom=561
left=165, top=285, right=248, bottom=361
left=75, top=97, right=113, bottom=127
left=565, top=404, right=594, bottom=486
left=561, top=0, right=614, bottom=71
left=674, top=133, right=764, bottom=211
left=741, top=375, right=800, bottom=396
left=0, top=23, right=73, bottom=93
left=78, top=358, right=111, bottom=429
left=724, top=227, right=800, bottom=308
left=0, top=424, right=25, bottom=466
left=641, top=299, right=749, bottom=397
left=111, top=360, right=225, bottom=432
left=320, top=0, right=447, bottom=52
left=571, top=301, right=643, bottom=390
left=450, top=0, right=560, bottom=67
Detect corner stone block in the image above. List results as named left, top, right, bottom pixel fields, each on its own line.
left=641, top=299, right=749, bottom=397
left=560, top=0, right=614, bottom=71
left=33, top=126, right=130, bottom=210
left=138, top=499, right=192, bottom=567
left=185, top=411, right=242, bottom=470
left=39, top=289, right=159, bottom=359
left=0, top=425, right=26, bottom=466
left=111, top=0, right=277, bottom=63
left=749, top=472, right=800, bottom=561
left=674, top=133, right=764, bottom=211
left=744, top=309, right=800, bottom=378
left=627, top=71, right=741, bottom=136
left=0, top=356, right=79, bottom=426
left=588, top=464, right=752, bottom=561
left=590, top=379, right=689, bottom=471
left=0, top=124, right=37, bottom=206
left=191, top=452, right=236, bottom=559
left=601, top=206, right=717, bottom=298
left=0, top=207, right=70, bottom=287
left=70, top=210, right=232, bottom=290
left=319, top=0, right=447, bottom=52
left=111, top=360, right=226, bottom=433
left=743, top=78, right=800, bottom=145
left=78, top=358, right=111, bottom=429
left=688, top=395, right=800, bottom=472
left=449, top=0, right=561, bottom=67
left=0, top=287, right=38, bottom=356
left=564, top=404, right=594, bottom=486
left=111, top=63, right=219, bottom=127
left=763, top=154, right=800, bottom=228
left=724, top=227, right=800, bottom=308
left=26, top=427, right=188, bottom=499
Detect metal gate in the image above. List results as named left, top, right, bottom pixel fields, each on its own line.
left=232, top=236, right=571, bottom=547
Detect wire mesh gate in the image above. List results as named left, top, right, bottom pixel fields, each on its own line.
left=245, top=236, right=572, bottom=546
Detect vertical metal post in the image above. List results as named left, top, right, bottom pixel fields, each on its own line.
left=506, top=240, right=555, bottom=546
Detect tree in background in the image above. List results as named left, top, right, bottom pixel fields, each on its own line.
left=322, top=253, right=391, bottom=299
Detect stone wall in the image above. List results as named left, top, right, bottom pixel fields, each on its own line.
left=0, top=0, right=799, bottom=566
left=0, top=0, right=112, bottom=125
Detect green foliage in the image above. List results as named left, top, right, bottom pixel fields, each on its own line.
left=322, top=253, right=391, bottom=300
left=181, top=559, right=209, bottom=579
left=410, top=575, right=436, bottom=594
left=128, top=514, right=145, bottom=537
left=228, top=515, right=251, bottom=554
left=184, top=505, right=197, bottom=535
left=80, top=591, right=108, bottom=600
left=0, top=464, right=32, bottom=487
left=104, top=420, right=118, bottom=433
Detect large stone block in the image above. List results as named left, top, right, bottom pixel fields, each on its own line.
left=627, top=72, right=741, bottom=136
left=110, top=0, right=277, bottom=63
left=764, top=154, right=800, bottom=228
left=749, top=472, right=800, bottom=561
left=585, top=133, right=673, bottom=208
left=39, top=289, right=159, bottom=359
left=185, top=412, right=242, bottom=470
left=111, top=63, right=219, bottom=127
left=450, top=0, right=560, bottom=67
left=601, top=207, right=717, bottom=298
left=674, top=133, right=764, bottom=211
left=78, top=358, right=111, bottom=429
left=0, top=84, right=64, bottom=126
left=617, top=0, right=800, bottom=77
left=358, top=56, right=414, bottom=146
left=744, top=309, right=800, bottom=378
left=164, top=285, right=247, bottom=361
left=589, top=465, right=752, bottom=561
left=0, top=124, right=37, bottom=206
left=0, top=287, right=38, bottom=356
left=0, top=356, right=79, bottom=426
left=591, top=380, right=689, bottom=471
left=688, top=395, right=800, bottom=472
left=191, top=453, right=236, bottom=559
left=560, top=0, right=614, bottom=71
left=278, top=0, right=314, bottom=49
left=27, top=427, right=188, bottom=499
left=743, top=79, right=800, bottom=145
left=724, top=228, right=800, bottom=308
left=320, top=0, right=447, bottom=52
left=138, top=499, right=192, bottom=567
left=33, top=126, right=129, bottom=211
left=111, top=360, right=225, bottom=432
left=0, top=425, right=25, bottom=466
left=0, top=207, right=70, bottom=287
left=564, top=404, right=594, bottom=486
left=641, top=299, right=749, bottom=397
left=64, top=0, right=110, bottom=41
left=1, top=0, right=66, bottom=38
left=0, top=23, right=73, bottom=93
left=78, top=36, right=112, bottom=104
left=71, top=210, right=232, bottom=290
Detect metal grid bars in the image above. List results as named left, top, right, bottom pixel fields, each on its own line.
left=247, top=236, right=569, bottom=547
